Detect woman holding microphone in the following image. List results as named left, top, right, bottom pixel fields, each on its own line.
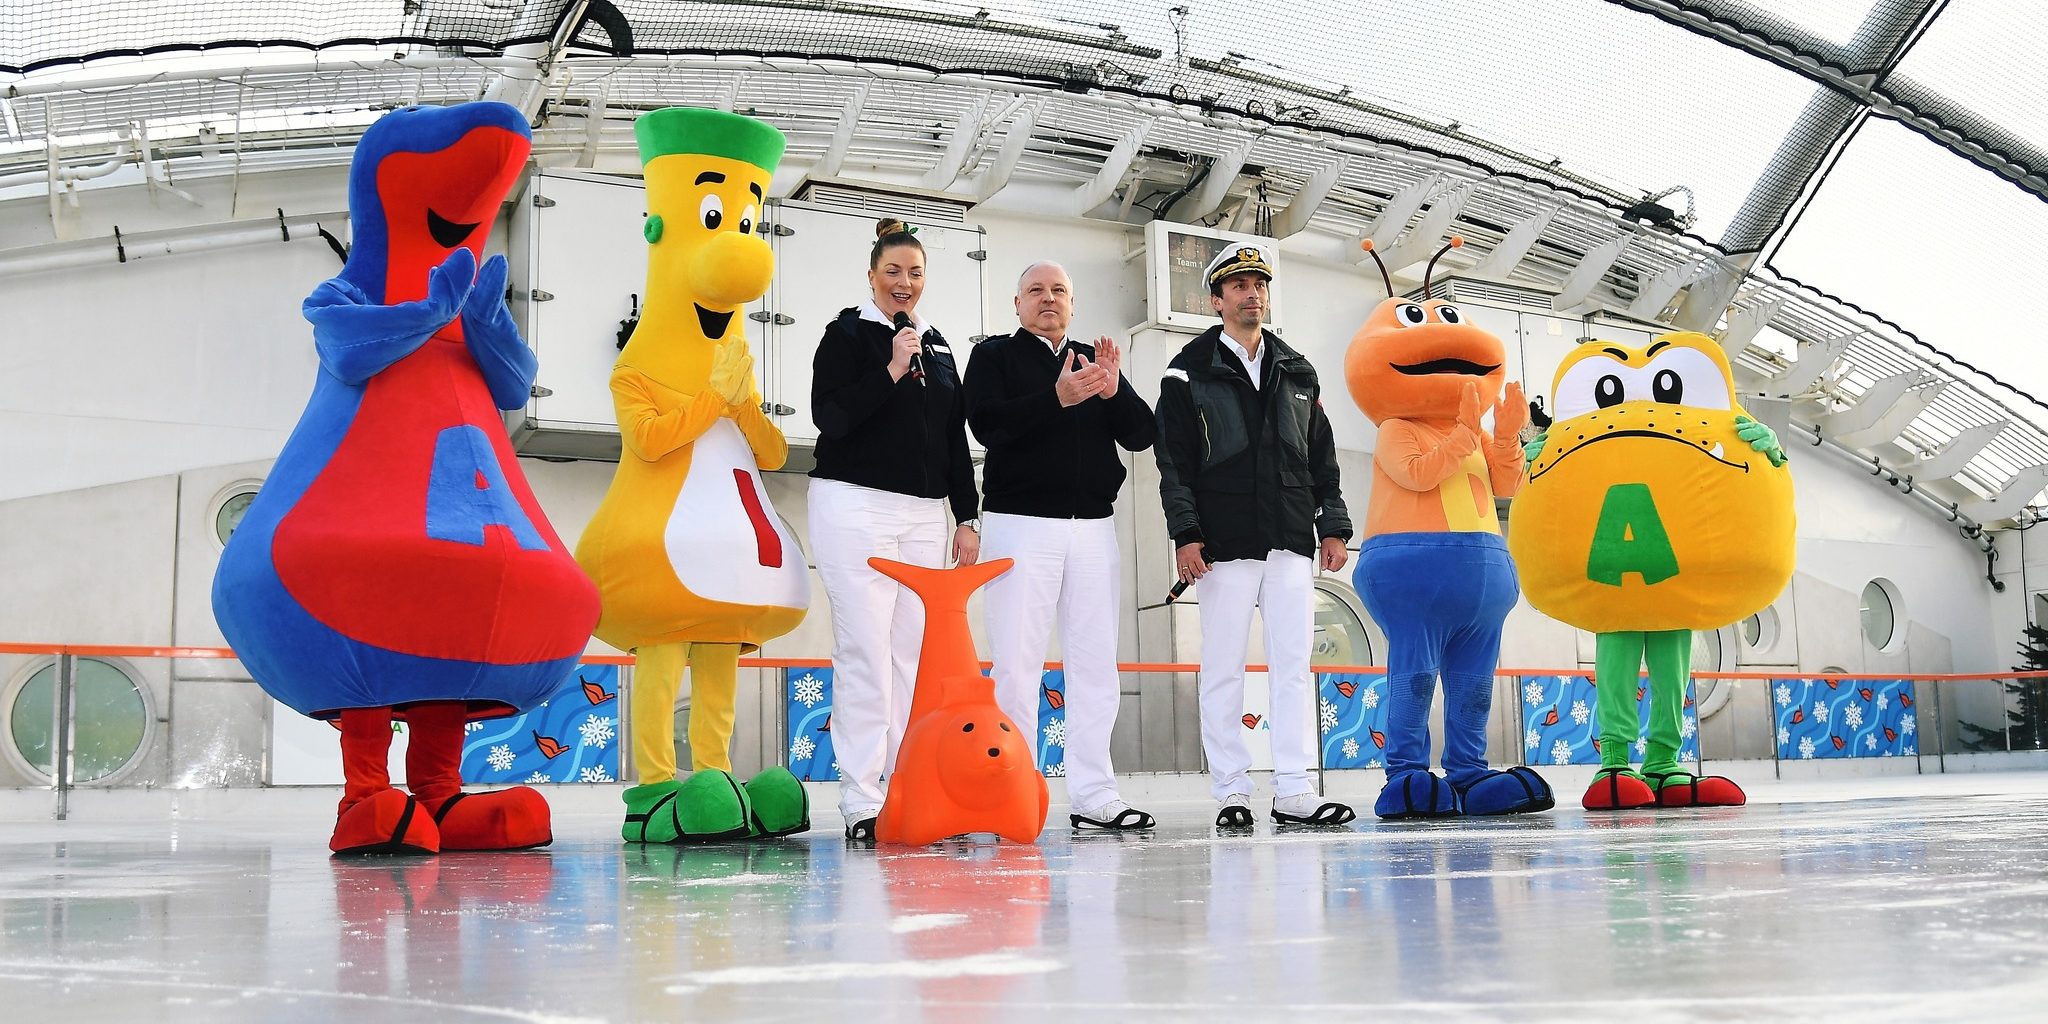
left=809, top=218, right=980, bottom=841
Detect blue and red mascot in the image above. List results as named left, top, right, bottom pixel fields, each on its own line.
left=214, top=102, right=600, bottom=855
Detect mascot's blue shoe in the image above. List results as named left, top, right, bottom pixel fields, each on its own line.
left=1375, top=769, right=1460, bottom=820
left=1455, top=766, right=1555, bottom=816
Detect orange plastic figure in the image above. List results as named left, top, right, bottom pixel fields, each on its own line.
left=869, top=557, right=1050, bottom=845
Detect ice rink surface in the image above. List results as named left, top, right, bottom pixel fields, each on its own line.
left=3, top=771, right=2046, bottom=1022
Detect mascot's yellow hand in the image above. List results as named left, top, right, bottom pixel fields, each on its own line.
left=709, top=338, right=755, bottom=408
left=1493, top=381, right=1526, bottom=445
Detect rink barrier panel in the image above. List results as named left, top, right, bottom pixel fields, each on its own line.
left=2, top=643, right=2044, bottom=816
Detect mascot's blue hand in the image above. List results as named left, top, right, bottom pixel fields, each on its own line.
left=1735, top=415, right=1788, bottom=468
left=460, top=253, right=538, bottom=409
left=424, top=246, right=478, bottom=323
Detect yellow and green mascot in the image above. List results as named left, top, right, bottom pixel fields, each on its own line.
left=1509, top=332, right=1793, bottom=810
left=576, top=108, right=810, bottom=842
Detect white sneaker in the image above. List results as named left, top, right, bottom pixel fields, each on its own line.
left=1071, top=799, right=1155, bottom=831
left=1215, top=793, right=1254, bottom=828
left=1271, top=793, right=1357, bottom=826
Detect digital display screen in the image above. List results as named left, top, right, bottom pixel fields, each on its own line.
left=1165, top=228, right=1228, bottom=320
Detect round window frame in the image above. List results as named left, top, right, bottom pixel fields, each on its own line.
left=1739, top=605, right=1782, bottom=654
left=1, top=656, right=157, bottom=787
left=209, top=478, right=265, bottom=549
left=1860, top=578, right=1905, bottom=654
left=1309, top=577, right=1384, bottom=670
left=1691, top=625, right=1739, bottom=719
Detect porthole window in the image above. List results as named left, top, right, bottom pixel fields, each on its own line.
left=1690, top=626, right=1738, bottom=718
left=1310, top=581, right=1375, bottom=667
left=212, top=481, right=262, bottom=547
left=1741, top=606, right=1781, bottom=651
left=5, top=658, right=152, bottom=784
left=1861, top=579, right=1902, bottom=652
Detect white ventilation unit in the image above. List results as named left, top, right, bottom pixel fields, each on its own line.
left=789, top=177, right=974, bottom=225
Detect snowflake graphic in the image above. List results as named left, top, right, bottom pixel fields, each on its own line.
left=1865, top=734, right=1878, bottom=751
left=1569, top=700, right=1590, bottom=726
left=1524, top=680, right=1546, bottom=706
left=1903, top=743, right=1917, bottom=756
left=1812, top=700, right=1829, bottom=724
left=1549, top=739, right=1572, bottom=765
left=486, top=744, right=516, bottom=772
left=1525, top=728, right=1541, bottom=751
left=465, top=721, right=485, bottom=734
left=791, top=735, right=816, bottom=762
left=1633, top=737, right=1647, bottom=755
left=1361, top=687, right=1381, bottom=710
left=1877, top=694, right=1889, bottom=711
left=794, top=673, right=826, bottom=708
left=525, top=771, right=551, bottom=784
left=1043, top=717, right=1067, bottom=748
left=1778, top=726, right=1791, bottom=747
left=579, top=715, right=616, bottom=750
left=1843, top=704, right=1864, bottom=729
left=580, top=765, right=614, bottom=783
left=1798, top=736, right=1816, bottom=759
left=830, top=760, right=839, bottom=777
left=1319, top=699, right=1339, bottom=732
left=1774, top=682, right=1792, bottom=707
left=1342, top=738, right=1360, bottom=760
left=1680, top=714, right=1697, bottom=739
left=1901, top=713, right=1916, bottom=736
left=1365, top=758, right=1382, bottom=769
left=1044, top=762, right=1066, bottom=777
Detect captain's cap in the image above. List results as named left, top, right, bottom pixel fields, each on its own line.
left=635, top=107, right=786, bottom=171
left=1204, top=243, right=1275, bottom=290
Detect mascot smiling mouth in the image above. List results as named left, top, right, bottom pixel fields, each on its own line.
left=695, top=304, right=734, bottom=339
left=1530, top=428, right=1750, bottom=483
left=1392, top=357, right=1500, bottom=376
left=426, top=209, right=479, bottom=248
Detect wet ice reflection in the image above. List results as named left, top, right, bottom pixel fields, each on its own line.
left=2, top=775, right=2047, bottom=1021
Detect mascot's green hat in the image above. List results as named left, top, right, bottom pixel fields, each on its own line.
left=635, top=107, right=785, bottom=171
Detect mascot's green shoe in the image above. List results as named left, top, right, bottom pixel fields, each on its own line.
left=743, top=766, right=811, bottom=839
left=621, top=771, right=754, bottom=844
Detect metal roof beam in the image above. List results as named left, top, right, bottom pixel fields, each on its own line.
left=1961, top=466, right=2048, bottom=525
left=1268, top=157, right=1349, bottom=240
left=1902, top=421, right=2007, bottom=483
left=1467, top=206, right=1555, bottom=281
left=1822, top=371, right=1946, bottom=450
left=1379, top=179, right=1474, bottom=275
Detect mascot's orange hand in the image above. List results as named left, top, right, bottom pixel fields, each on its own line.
left=1493, top=381, right=1526, bottom=446
left=709, top=337, right=755, bottom=408
left=1448, top=381, right=1482, bottom=456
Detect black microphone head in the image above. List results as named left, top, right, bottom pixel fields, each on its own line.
left=893, top=311, right=912, bottom=331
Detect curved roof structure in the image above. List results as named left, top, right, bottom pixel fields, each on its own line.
left=4, top=0, right=2045, bottom=528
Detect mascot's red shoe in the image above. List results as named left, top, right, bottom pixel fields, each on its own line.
left=408, top=701, right=554, bottom=851
left=422, top=788, right=554, bottom=851
left=332, top=788, right=441, bottom=856
left=1582, top=767, right=1657, bottom=811
left=1646, top=771, right=1747, bottom=807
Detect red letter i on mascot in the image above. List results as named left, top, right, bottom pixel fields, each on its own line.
left=213, top=102, right=601, bottom=856
left=575, top=108, right=813, bottom=844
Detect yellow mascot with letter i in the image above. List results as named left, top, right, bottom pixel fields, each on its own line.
left=576, top=107, right=811, bottom=842
left=1510, top=331, right=1793, bottom=810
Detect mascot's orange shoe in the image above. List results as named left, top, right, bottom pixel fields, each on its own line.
left=869, top=557, right=1049, bottom=846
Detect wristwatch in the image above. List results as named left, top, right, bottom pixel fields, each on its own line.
left=960, top=518, right=981, bottom=534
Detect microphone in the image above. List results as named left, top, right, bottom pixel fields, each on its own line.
left=1165, top=578, right=1190, bottom=603
left=894, top=311, right=926, bottom=385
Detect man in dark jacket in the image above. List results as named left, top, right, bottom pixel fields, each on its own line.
left=966, top=260, right=1157, bottom=831
left=1154, top=243, right=1357, bottom=828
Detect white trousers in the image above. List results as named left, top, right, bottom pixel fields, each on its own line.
left=981, top=512, right=1124, bottom=811
left=1197, top=550, right=1318, bottom=800
left=808, top=477, right=949, bottom=818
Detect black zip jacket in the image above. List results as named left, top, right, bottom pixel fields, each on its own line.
left=809, top=307, right=979, bottom=523
left=963, top=329, right=1156, bottom=519
left=1154, top=325, right=1351, bottom=562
